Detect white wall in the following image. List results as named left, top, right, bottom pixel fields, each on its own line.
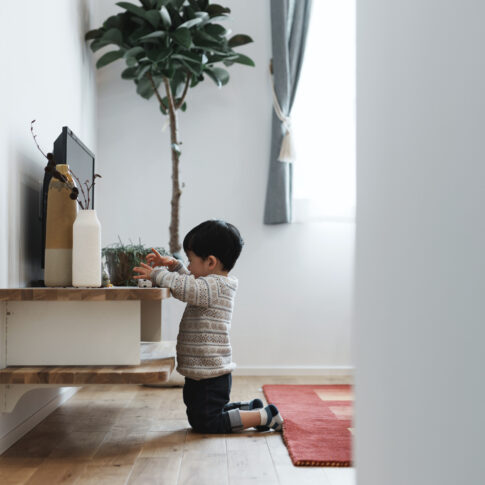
left=0, top=0, right=96, bottom=452
left=94, top=0, right=354, bottom=372
left=355, top=1, right=485, bottom=483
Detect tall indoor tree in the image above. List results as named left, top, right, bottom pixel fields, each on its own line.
left=86, top=0, right=254, bottom=254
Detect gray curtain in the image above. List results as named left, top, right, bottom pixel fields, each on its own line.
left=264, top=0, right=312, bottom=224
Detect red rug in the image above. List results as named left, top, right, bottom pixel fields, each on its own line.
left=263, top=384, right=353, bottom=467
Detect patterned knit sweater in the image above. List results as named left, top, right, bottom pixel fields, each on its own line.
left=150, top=262, right=238, bottom=380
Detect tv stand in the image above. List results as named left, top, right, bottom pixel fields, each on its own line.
left=0, top=288, right=174, bottom=412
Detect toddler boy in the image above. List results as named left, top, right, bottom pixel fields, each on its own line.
left=133, top=220, right=283, bottom=433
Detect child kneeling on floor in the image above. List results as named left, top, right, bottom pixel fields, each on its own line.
left=133, top=220, right=283, bottom=433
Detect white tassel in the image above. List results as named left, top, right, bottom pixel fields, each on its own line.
left=278, top=127, right=296, bottom=163
left=270, top=69, right=296, bottom=163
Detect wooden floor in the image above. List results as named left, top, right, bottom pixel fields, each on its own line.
left=0, top=376, right=355, bottom=485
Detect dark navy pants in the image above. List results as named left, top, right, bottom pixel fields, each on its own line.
left=183, top=373, right=243, bottom=434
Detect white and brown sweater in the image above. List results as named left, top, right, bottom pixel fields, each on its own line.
left=150, top=262, right=238, bottom=380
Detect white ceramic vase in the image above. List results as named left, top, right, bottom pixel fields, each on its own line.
left=72, top=210, right=101, bottom=288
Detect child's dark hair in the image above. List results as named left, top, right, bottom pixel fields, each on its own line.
left=183, top=220, right=244, bottom=271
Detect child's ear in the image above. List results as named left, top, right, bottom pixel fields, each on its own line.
left=207, top=255, right=218, bottom=268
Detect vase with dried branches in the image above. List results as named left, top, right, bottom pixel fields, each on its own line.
left=85, top=0, right=254, bottom=255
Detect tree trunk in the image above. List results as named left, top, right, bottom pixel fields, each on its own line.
left=163, top=77, right=182, bottom=255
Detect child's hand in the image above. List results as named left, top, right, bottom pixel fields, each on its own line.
left=133, top=262, right=154, bottom=280
left=146, top=248, right=178, bottom=270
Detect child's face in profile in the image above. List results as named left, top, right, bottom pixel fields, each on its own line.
left=186, top=250, right=212, bottom=278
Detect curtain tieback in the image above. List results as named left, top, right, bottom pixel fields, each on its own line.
left=271, top=73, right=296, bottom=163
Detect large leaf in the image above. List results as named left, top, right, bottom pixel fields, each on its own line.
left=206, top=4, right=231, bottom=17
left=204, top=23, right=227, bottom=38
left=228, top=34, right=253, bottom=48
left=136, top=75, right=155, bottom=99
left=232, top=53, right=255, bottom=67
left=121, top=66, right=138, bottom=79
left=116, top=2, right=148, bottom=20
left=85, top=28, right=103, bottom=41
left=145, top=9, right=161, bottom=27
left=172, top=28, right=192, bottom=48
left=137, top=30, right=166, bottom=42
left=178, top=17, right=203, bottom=29
left=160, top=6, right=172, bottom=29
left=96, top=50, right=124, bottom=68
left=90, top=38, right=113, bottom=52
left=137, top=64, right=152, bottom=80
left=146, top=46, right=171, bottom=62
left=124, top=46, right=145, bottom=58
left=205, top=66, right=229, bottom=87
left=102, top=28, right=123, bottom=45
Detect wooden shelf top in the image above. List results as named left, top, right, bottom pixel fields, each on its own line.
left=0, top=343, right=175, bottom=385
left=0, top=287, right=170, bottom=302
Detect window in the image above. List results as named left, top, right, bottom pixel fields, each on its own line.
left=292, top=0, right=356, bottom=222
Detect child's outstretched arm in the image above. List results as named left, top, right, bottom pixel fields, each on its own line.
left=133, top=264, right=215, bottom=307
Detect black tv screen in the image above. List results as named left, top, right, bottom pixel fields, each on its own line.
left=41, top=126, right=95, bottom=269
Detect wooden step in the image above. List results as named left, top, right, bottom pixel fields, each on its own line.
left=0, top=343, right=175, bottom=385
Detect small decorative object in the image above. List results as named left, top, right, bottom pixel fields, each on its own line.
left=137, top=278, right=152, bottom=288
left=85, top=1, right=254, bottom=255
left=103, top=239, right=168, bottom=286
left=44, top=164, right=77, bottom=286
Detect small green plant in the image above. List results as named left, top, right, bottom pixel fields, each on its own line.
left=85, top=0, right=254, bottom=255
left=102, top=238, right=169, bottom=286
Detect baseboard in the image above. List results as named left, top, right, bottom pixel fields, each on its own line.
left=232, top=366, right=355, bottom=376
left=0, top=387, right=79, bottom=455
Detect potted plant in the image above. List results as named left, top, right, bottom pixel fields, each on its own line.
left=103, top=239, right=169, bottom=286
left=85, top=0, right=255, bottom=255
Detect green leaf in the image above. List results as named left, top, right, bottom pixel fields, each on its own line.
left=197, top=0, right=208, bottom=9
left=160, top=6, right=172, bottom=29
left=207, top=15, right=230, bottom=23
left=85, top=28, right=102, bottom=41
left=159, top=103, right=168, bottom=115
left=116, top=2, right=147, bottom=20
left=136, top=64, right=152, bottom=80
left=90, top=38, right=113, bottom=52
left=96, top=50, right=124, bottom=68
left=180, top=101, right=187, bottom=112
left=172, top=28, right=192, bottom=48
left=228, top=34, right=253, bottom=48
left=137, top=30, right=166, bottom=42
left=205, top=66, right=229, bottom=87
left=145, top=9, right=161, bottom=27
left=206, top=4, right=231, bottom=17
left=136, top=76, right=155, bottom=99
left=126, top=56, right=137, bottom=67
left=232, top=53, right=255, bottom=67
left=124, top=46, right=145, bottom=58
left=102, top=28, right=123, bottom=45
left=204, top=23, right=227, bottom=38
left=146, top=46, right=171, bottom=62
left=178, top=17, right=203, bottom=29
left=121, top=66, right=138, bottom=79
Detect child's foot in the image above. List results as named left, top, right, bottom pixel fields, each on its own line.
left=224, top=398, right=264, bottom=412
left=256, top=404, right=283, bottom=432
